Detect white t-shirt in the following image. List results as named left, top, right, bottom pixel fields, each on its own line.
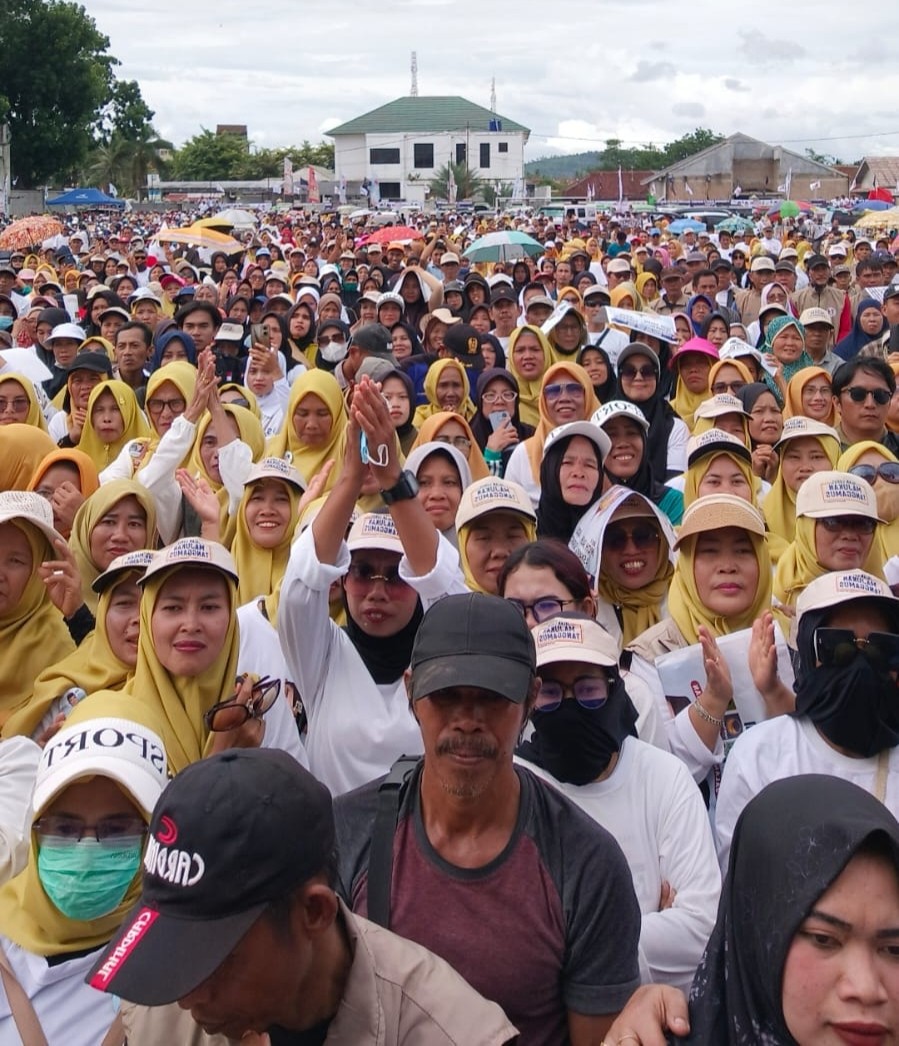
left=0, top=737, right=40, bottom=885
left=520, top=736, right=720, bottom=994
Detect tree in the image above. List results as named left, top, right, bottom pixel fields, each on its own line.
left=168, top=128, right=248, bottom=181
left=428, top=162, right=487, bottom=202
left=0, top=0, right=118, bottom=187
left=661, top=128, right=724, bottom=166
left=95, top=78, right=155, bottom=144
left=481, top=181, right=515, bottom=207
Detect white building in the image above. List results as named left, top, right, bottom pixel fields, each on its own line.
left=326, top=95, right=529, bottom=205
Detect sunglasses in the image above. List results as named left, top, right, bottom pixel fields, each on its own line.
left=345, top=562, right=408, bottom=594
left=507, top=596, right=576, bottom=624
left=620, top=365, right=656, bottom=381
left=814, top=628, right=899, bottom=672
left=711, top=381, right=746, bottom=395
left=535, top=675, right=611, bottom=713
left=817, top=515, right=877, bottom=535
left=204, top=676, right=281, bottom=731
left=604, top=521, right=661, bottom=551
left=842, top=386, right=891, bottom=406
left=544, top=382, right=585, bottom=400
left=849, top=463, right=899, bottom=486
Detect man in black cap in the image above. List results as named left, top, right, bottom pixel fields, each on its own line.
left=441, top=322, right=484, bottom=385
left=334, top=322, right=397, bottom=390
left=335, top=592, right=641, bottom=1044
left=89, top=750, right=516, bottom=1044
left=488, top=285, right=519, bottom=345
left=792, top=254, right=848, bottom=333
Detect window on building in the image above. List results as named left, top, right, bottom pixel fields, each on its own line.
left=379, top=182, right=402, bottom=200
left=369, top=148, right=400, bottom=165
left=413, top=143, right=434, bottom=169
left=498, top=142, right=509, bottom=154
left=455, top=143, right=467, bottom=165
left=480, top=143, right=491, bottom=169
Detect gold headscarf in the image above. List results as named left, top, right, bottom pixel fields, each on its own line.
left=28, top=448, right=100, bottom=501
left=783, top=366, right=836, bottom=426
left=668, top=527, right=772, bottom=645
left=837, top=442, right=899, bottom=562
left=0, top=424, right=56, bottom=490
left=0, top=373, right=47, bottom=431
left=69, top=480, right=158, bottom=612
left=231, top=477, right=301, bottom=608
left=0, top=520, right=75, bottom=727
left=77, top=379, right=150, bottom=471
left=265, top=370, right=346, bottom=492
left=636, top=272, right=659, bottom=304
left=0, top=691, right=165, bottom=956
left=409, top=411, right=489, bottom=481
left=524, top=362, right=599, bottom=482
left=2, top=566, right=144, bottom=739
left=506, top=325, right=554, bottom=427
left=610, top=282, right=644, bottom=311
left=79, top=336, right=116, bottom=362
left=144, top=360, right=198, bottom=444
left=413, top=358, right=476, bottom=425
left=458, top=514, right=537, bottom=594
left=220, top=383, right=261, bottom=420
left=125, top=561, right=240, bottom=774
left=683, top=449, right=757, bottom=509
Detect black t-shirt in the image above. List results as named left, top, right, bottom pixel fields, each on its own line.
left=268, top=1019, right=331, bottom=1046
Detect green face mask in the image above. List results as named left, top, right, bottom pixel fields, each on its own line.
left=38, top=838, right=142, bottom=921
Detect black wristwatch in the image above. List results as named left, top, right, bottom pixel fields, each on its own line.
left=380, top=470, right=419, bottom=505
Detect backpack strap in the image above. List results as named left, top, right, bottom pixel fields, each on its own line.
left=0, top=943, right=49, bottom=1046
left=365, top=755, right=419, bottom=929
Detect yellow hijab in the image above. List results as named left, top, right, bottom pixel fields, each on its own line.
left=2, top=567, right=144, bottom=739
left=413, top=358, right=476, bottom=425
left=683, top=449, right=757, bottom=508
left=0, top=520, right=75, bottom=727
left=77, top=379, right=150, bottom=471
left=837, top=442, right=899, bottom=562
left=27, top=448, right=100, bottom=502
left=672, top=355, right=730, bottom=434
left=668, top=527, right=772, bottom=645
left=0, top=373, right=47, bottom=431
left=0, top=692, right=164, bottom=956
left=459, top=515, right=537, bottom=594
left=79, top=336, right=116, bottom=362
left=409, top=411, right=489, bottom=480
left=773, top=506, right=885, bottom=611
left=144, top=360, right=198, bottom=445
left=506, top=325, right=554, bottom=427
left=220, top=383, right=261, bottom=420
left=610, top=282, right=643, bottom=311
left=125, top=561, right=240, bottom=774
left=636, top=272, right=659, bottom=304
left=783, top=366, right=836, bottom=426
left=524, top=362, right=600, bottom=482
left=265, top=369, right=346, bottom=492
left=0, top=424, right=57, bottom=490
left=762, top=433, right=841, bottom=562
left=69, top=480, right=158, bottom=613
left=231, top=477, right=301, bottom=607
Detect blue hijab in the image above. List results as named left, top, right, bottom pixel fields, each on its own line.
left=834, top=297, right=889, bottom=361
left=150, top=328, right=197, bottom=371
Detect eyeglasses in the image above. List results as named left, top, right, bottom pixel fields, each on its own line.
left=434, top=434, right=472, bottom=452
left=34, top=814, right=147, bottom=847
left=0, top=397, right=29, bottom=413
left=604, top=521, right=661, bottom=551
left=850, top=463, right=899, bottom=486
left=535, top=675, right=611, bottom=713
left=481, top=390, right=517, bottom=405
left=506, top=596, right=576, bottom=623
left=814, top=628, right=899, bottom=672
left=802, top=384, right=832, bottom=398
left=817, top=515, right=877, bottom=535
left=345, top=562, right=409, bottom=594
left=619, top=365, right=656, bottom=381
left=204, top=676, right=281, bottom=731
left=318, top=334, right=346, bottom=347
left=842, top=386, right=891, bottom=406
left=711, top=381, right=746, bottom=395
left=544, top=382, right=585, bottom=401
left=146, top=396, right=187, bottom=416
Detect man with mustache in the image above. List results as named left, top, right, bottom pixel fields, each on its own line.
left=335, top=592, right=641, bottom=1046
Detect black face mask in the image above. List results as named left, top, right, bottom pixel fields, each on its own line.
left=520, top=681, right=638, bottom=786
left=795, top=653, right=899, bottom=758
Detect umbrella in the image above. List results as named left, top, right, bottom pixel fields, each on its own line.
left=196, top=209, right=258, bottom=232
left=154, top=226, right=244, bottom=253
left=462, top=230, right=544, bottom=262
left=853, top=199, right=892, bottom=212
left=868, top=186, right=894, bottom=204
left=0, top=216, right=64, bottom=250
left=715, top=216, right=755, bottom=234
left=359, top=225, right=424, bottom=246
left=766, top=201, right=811, bottom=218
left=666, top=218, right=706, bottom=234
left=855, top=207, right=899, bottom=230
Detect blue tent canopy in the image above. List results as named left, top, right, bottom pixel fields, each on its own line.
left=47, top=187, right=125, bottom=207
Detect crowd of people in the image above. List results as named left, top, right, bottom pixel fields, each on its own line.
left=0, top=201, right=898, bottom=1043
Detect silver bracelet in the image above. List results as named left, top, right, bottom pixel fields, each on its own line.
left=692, top=697, right=724, bottom=728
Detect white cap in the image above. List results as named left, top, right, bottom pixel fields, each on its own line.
left=694, top=393, right=748, bottom=420
left=92, top=549, right=156, bottom=594
left=796, top=569, right=896, bottom=623
left=542, top=421, right=611, bottom=464
left=140, top=539, right=239, bottom=585
left=244, top=457, right=305, bottom=492
left=795, top=470, right=882, bottom=522
left=33, top=717, right=168, bottom=819
left=533, top=615, right=619, bottom=670
left=591, top=400, right=649, bottom=433
left=377, top=291, right=405, bottom=310
left=46, top=322, right=86, bottom=343
left=347, top=511, right=404, bottom=555
left=216, top=322, right=245, bottom=343
left=774, top=416, right=840, bottom=450
left=0, top=490, right=63, bottom=548
left=798, top=307, right=834, bottom=329
left=455, top=477, right=536, bottom=530
left=686, top=428, right=752, bottom=466
left=128, top=288, right=162, bottom=306
left=719, top=338, right=763, bottom=366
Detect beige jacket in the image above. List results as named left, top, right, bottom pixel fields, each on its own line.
left=123, top=901, right=517, bottom=1046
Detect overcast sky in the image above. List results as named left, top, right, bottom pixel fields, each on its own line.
left=85, top=0, right=899, bottom=165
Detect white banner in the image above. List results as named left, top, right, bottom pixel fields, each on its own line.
left=604, top=307, right=678, bottom=344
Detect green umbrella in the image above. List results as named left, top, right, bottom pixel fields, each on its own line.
left=779, top=201, right=801, bottom=218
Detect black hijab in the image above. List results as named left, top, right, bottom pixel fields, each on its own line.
left=537, top=433, right=603, bottom=543
left=678, top=775, right=899, bottom=1045
left=618, top=349, right=677, bottom=480
left=469, top=368, right=534, bottom=451
left=480, top=332, right=506, bottom=371
left=343, top=590, right=425, bottom=685
left=735, top=382, right=776, bottom=445
left=383, top=367, right=418, bottom=454
left=577, top=342, right=617, bottom=402
left=604, top=424, right=670, bottom=507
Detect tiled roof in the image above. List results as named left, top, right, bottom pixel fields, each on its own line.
left=326, top=96, right=529, bottom=137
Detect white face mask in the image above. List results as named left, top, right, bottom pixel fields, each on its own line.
left=320, top=339, right=348, bottom=363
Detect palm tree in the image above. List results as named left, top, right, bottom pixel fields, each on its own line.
left=86, top=137, right=131, bottom=194
left=428, top=162, right=487, bottom=203
left=126, top=127, right=173, bottom=200
left=85, top=128, right=172, bottom=199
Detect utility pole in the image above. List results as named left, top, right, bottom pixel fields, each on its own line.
left=410, top=52, right=418, bottom=97
left=490, top=77, right=496, bottom=113
left=0, top=124, right=10, bottom=217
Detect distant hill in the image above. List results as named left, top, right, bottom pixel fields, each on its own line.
left=525, top=152, right=602, bottom=179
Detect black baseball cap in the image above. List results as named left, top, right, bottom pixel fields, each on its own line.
left=88, top=749, right=335, bottom=1006
left=442, top=323, right=484, bottom=366
left=64, top=351, right=113, bottom=376
left=805, top=254, right=829, bottom=269
left=409, top=592, right=536, bottom=703
left=883, top=285, right=899, bottom=304
left=349, top=322, right=396, bottom=361
left=490, top=285, right=517, bottom=305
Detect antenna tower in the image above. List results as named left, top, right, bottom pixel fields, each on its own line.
left=411, top=52, right=419, bottom=97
